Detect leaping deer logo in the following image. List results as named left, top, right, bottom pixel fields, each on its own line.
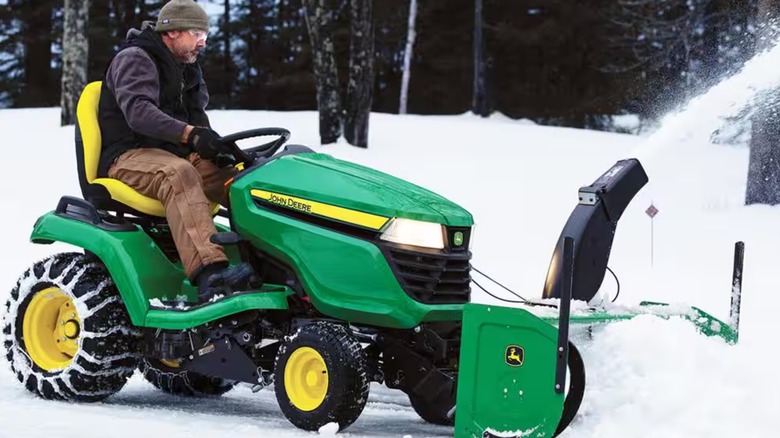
left=505, top=345, right=524, bottom=367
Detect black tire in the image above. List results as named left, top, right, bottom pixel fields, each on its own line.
left=408, top=386, right=456, bottom=426
left=2, top=252, right=141, bottom=402
left=274, top=321, right=369, bottom=432
left=138, top=358, right=235, bottom=396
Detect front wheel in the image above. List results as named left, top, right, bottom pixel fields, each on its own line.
left=2, top=252, right=141, bottom=402
left=274, top=321, right=369, bottom=432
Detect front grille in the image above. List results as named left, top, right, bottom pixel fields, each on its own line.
left=382, top=244, right=471, bottom=304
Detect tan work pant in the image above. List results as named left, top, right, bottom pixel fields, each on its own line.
left=108, top=148, right=237, bottom=278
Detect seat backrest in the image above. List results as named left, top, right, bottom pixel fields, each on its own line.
left=75, top=81, right=103, bottom=185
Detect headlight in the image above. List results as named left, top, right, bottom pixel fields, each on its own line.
left=380, top=218, right=445, bottom=249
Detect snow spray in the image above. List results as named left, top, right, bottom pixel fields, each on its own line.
left=617, top=38, right=780, bottom=270
left=632, top=40, right=780, bottom=165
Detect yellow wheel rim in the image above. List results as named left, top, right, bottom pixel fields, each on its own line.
left=21, top=287, right=81, bottom=371
left=284, top=347, right=329, bottom=411
left=159, top=359, right=182, bottom=368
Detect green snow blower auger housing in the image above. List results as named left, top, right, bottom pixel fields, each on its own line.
left=3, top=82, right=743, bottom=437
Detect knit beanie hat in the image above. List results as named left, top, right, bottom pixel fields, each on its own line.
left=155, top=0, right=209, bottom=32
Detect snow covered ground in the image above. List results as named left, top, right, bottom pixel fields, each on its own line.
left=2, top=83, right=779, bottom=436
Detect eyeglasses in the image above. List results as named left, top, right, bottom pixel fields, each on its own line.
left=187, top=29, right=208, bottom=42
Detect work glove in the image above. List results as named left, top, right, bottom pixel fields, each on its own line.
left=213, top=152, right=237, bottom=168
left=186, top=127, right=224, bottom=160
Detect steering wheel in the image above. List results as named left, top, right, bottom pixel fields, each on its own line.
left=218, top=127, right=291, bottom=167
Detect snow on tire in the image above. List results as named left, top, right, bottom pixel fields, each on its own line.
left=2, top=252, right=141, bottom=402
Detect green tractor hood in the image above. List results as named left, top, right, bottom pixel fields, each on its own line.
left=235, top=152, right=474, bottom=227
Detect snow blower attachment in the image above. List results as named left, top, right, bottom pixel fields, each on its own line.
left=453, top=158, right=743, bottom=438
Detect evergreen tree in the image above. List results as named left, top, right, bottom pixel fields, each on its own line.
left=14, top=0, right=58, bottom=107
left=597, top=0, right=754, bottom=118
left=200, top=0, right=240, bottom=108
left=0, top=0, right=25, bottom=107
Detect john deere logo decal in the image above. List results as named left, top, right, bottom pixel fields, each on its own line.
left=505, top=345, right=524, bottom=367
left=454, top=232, right=464, bottom=246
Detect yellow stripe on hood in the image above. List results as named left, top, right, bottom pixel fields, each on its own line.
left=250, top=189, right=390, bottom=230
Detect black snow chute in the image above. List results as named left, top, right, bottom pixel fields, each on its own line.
left=542, top=158, right=649, bottom=302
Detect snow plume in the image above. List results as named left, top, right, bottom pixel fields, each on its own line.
left=634, top=40, right=780, bottom=165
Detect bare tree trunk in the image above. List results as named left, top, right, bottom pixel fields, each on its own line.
left=61, top=0, right=90, bottom=126
left=224, top=0, right=231, bottom=61
left=473, top=0, right=488, bottom=117
left=224, top=0, right=233, bottom=102
left=399, top=0, right=417, bottom=114
left=344, top=0, right=374, bottom=148
left=746, top=0, right=780, bottom=205
left=303, top=0, right=342, bottom=144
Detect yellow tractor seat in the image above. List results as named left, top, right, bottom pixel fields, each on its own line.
left=75, top=81, right=219, bottom=217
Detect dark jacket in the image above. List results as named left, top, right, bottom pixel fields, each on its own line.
left=97, top=23, right=211, bottom=177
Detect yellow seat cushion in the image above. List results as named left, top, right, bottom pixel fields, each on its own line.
left=77, top=81, right=218, bottom=217
left=91, top=178, right=168, bottom=217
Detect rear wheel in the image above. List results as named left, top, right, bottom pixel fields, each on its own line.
left=274, top=321, right=369, bottom=432
left=138, top=357, right=235, bottom=396
left=2, top=252, right=141, bottom=402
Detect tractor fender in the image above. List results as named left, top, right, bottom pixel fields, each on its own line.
left=31, top=208, right=184, bottom=327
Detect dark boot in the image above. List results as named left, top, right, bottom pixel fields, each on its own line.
left=193, top=262, right=257, bottom=303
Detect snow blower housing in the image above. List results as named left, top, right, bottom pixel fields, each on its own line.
left=2, top=82, right=743, bottom=438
